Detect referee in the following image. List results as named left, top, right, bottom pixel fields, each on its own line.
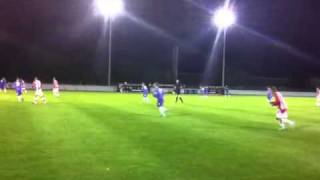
left=175, top=79, right=184, bottom=103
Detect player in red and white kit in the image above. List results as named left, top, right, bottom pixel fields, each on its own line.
left=52, top=77, right=60, bottom=97
left=270, top=87, right=295, bottom=130
left=21, top=79, right=27, bottom=94
left=33, top=77, right=46, bottom=104
left=316, top=87, right=320, bottom=107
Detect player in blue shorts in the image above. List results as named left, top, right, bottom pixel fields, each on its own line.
left=0, top=77, right=7, bottom=93
left=200, top=86, right=209, bottom=97
left=204, top=87, right=209, bottom=96
left=142, top=82, right=150, bottom=103
left=15, top=78, right=24, bottom=102
left=153, top=83, right=167, bottom=117
left=267, top=86, right=273, bottom=102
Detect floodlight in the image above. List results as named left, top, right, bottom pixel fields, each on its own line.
left=95, top=0, right=124, bottom=18
left=213, top=8, right=236, bottom=28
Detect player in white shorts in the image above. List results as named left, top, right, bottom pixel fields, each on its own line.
left=270, top=87, right=295, bottom=130
left=21, top=79, right=27, bottom=94
left=52, top=77, right=60, bottom=97
left=33, top=77, right=46, bottom=104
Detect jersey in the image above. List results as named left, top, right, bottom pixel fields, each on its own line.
left=15, top=80, right=22, bottom=95
left=53, top=79, right=59, bottom=89
left=142, top=85, right=148, bottom=97
left=21, top=80, right=26, bottom=89
left=0, top=79, right=6, bottom=89
left=271, top=91, right=288, bottom=113
left=153, top=88, right=164, bottom=107
left=317, top=88, right=320, bottom=98
left=267, top=88, right=273, bottom=101
left=34, top=80, right=42, bottom=91
left=175, top=82, right=182, bottom=94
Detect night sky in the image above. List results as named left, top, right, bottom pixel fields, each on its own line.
left=0, top=0, right=319, bottom=89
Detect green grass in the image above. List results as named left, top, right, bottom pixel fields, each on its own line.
left=0, top=91, right=320, bottom=180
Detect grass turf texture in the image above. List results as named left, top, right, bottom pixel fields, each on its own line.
left=0, top=91, right=320, bottom=180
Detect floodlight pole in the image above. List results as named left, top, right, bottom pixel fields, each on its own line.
left=107, top=17, right=112, bottom=86
left=173, top=45, right=180, bottom=80
left=222, top=28, right=227, bottom=87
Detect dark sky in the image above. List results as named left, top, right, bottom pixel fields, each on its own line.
left=0, top=0, right=320, bottom=89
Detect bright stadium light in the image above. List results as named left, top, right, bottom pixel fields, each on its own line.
left=95, top=0, right=124, bottom=18
left=213, top=7, right=236, bottom=29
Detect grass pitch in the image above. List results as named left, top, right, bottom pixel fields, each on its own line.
left=0, top=91, right=320, bottom=180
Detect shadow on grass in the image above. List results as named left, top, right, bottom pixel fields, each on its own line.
left=67, top=102, right=297, bottom=180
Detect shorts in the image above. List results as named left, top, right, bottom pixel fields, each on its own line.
left=35, top=89, right=44, bottom=96
left=143, top=93, right=148, bottom=98
left=276, top=110, right=288, bottom=119
left=16, top=89, right=22, bottom=96
left=157, top=99, right=164, bottom=107
left=53, top=88, right=59, bottom=93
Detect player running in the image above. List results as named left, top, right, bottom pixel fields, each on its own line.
left=52, top=77, right=60, bottom=97
left=204, top=86, right=209, bottom=97
left=316, top=87, right=320, bottom=107
left=142, top=82, right=149, bottom=103
left=267, top=86, right=273, bottom=102
left=153, top=83, right=167, bottom=117
left=175, top=79, right=184, bottom=103
left=15, top=78, right=24, bottom=102
left=33, top=77, right=46, bottom=104
left=21, top=79, right=27, bottom=94
left=270, top=87, right=295, bottom=130
left=0, top=77, right=7, bottom=93
left=200, top=86, right=209, bottom=97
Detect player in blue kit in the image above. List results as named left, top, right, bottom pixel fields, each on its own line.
left=267, top=86, right=273, bottom=102
left=153, top=83, right=167, bottom=117
left=204, top=87, right=209, bottom=96
left=0, top=77, right=7, bottom=93
left=15, top=78, right=24, bottom=102
left=200, top=86, right=209, bottom=97
left=142, top=82, right=150, bottom=103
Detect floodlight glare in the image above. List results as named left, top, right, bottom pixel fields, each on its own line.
left=95, top=0, right=124, bottom=18
left=213, top=8, right=236, bottom=28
